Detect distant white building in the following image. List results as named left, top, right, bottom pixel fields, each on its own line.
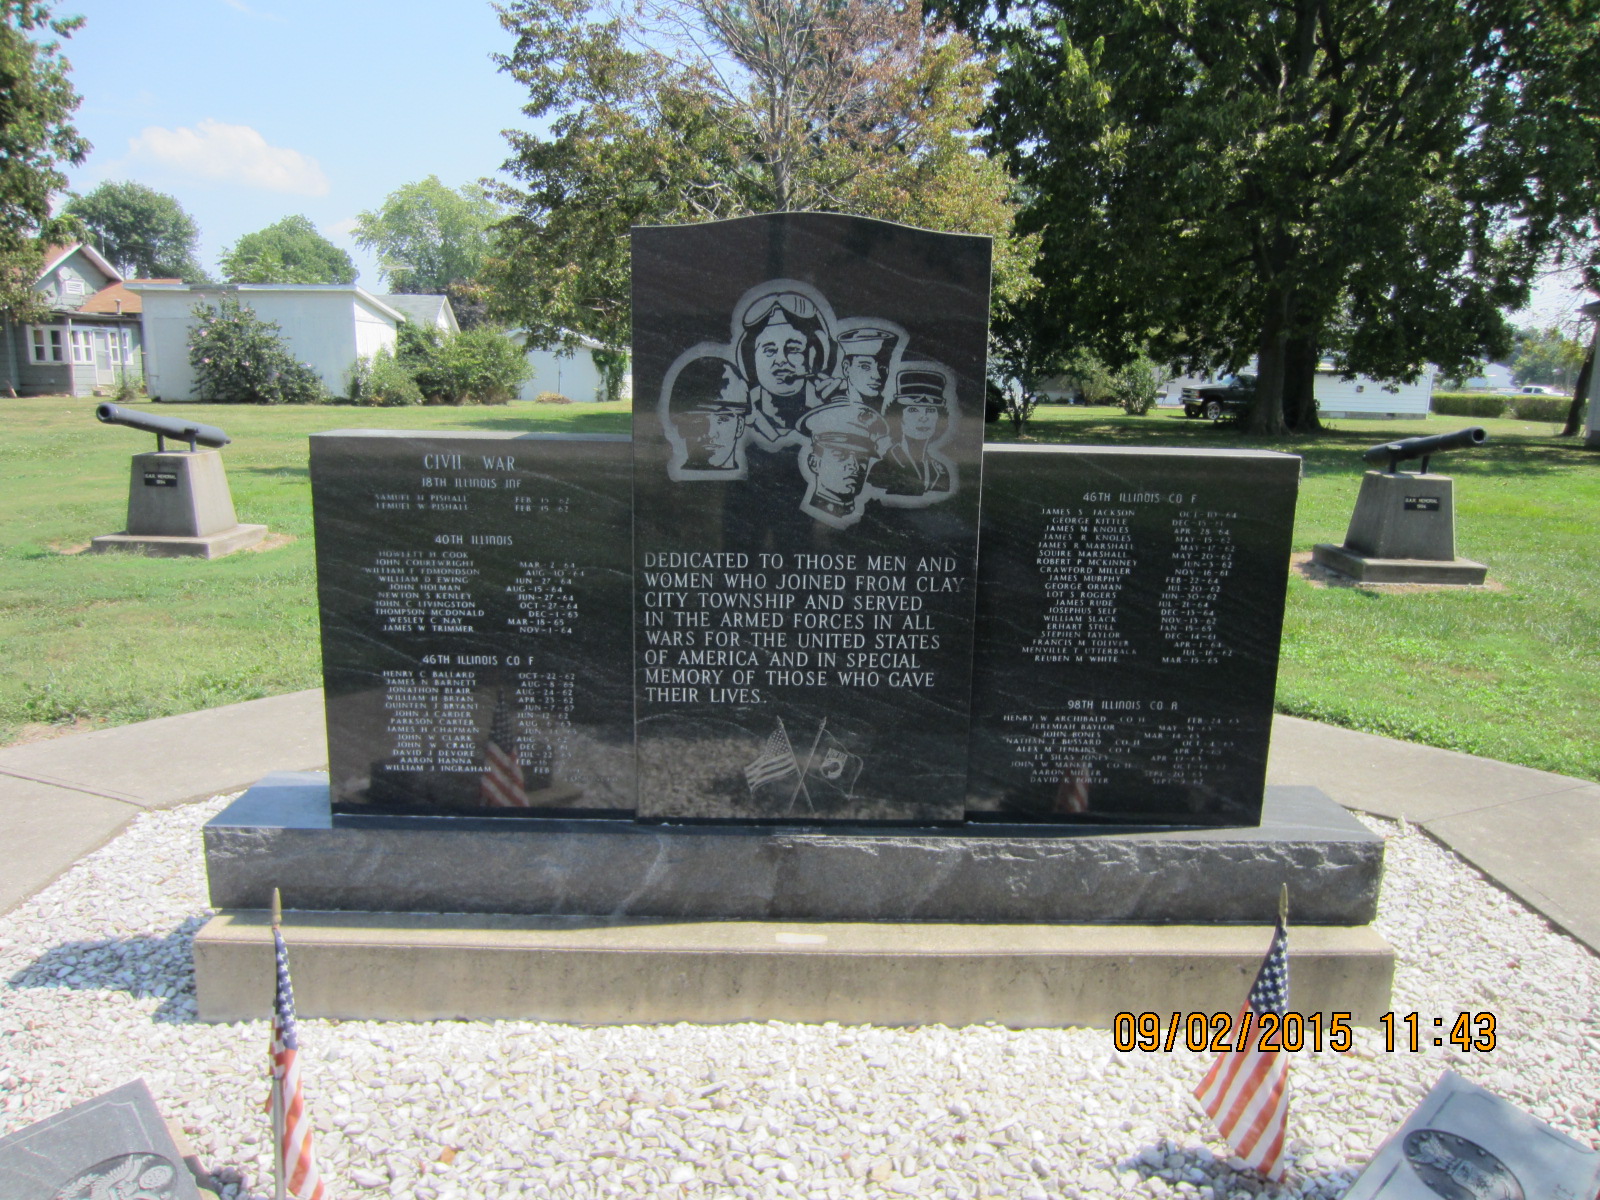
left=511, top=329, right=632, bottom=403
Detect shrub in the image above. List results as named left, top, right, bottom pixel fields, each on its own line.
left=590, top=347, right=629, bottom=402
left=1430, top=392, right=1507, bottom=418
left=1113, top=358, right=1162, bottom=416
left=112, top=366, right=144, bottom=404
left=348, top=349, right=423, bottom=407
left=428, top=327, right=532, bottom=405
left=188, top=296, right=327, bottom=404
left=533, top=391, right=573, bottom=404
left=1509, top=395, right=1569, bottom=423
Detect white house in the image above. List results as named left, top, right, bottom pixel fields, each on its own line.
left=129, top=284, right=437, bottom=401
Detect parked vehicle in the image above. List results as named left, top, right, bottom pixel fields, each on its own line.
left=1182, top=374, right=1256, bottom=421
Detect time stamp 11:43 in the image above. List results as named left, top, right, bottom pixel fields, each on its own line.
left=1113, top=1012, right=1498, bottom=1054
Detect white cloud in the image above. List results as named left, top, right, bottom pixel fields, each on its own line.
left=323, top=216, right=361, bottom=239
left=128, top=119, right=328, bottom=195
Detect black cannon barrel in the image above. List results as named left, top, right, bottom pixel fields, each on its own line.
left=1363, top=426, right=1487, bottom=473
left=95, top=403, right=231, bottom=449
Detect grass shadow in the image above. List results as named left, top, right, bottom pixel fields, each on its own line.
left=6, top=915, right=208, bottom=1024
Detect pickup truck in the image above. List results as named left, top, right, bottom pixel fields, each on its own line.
left=1181, top=374, right=1256, bottom=421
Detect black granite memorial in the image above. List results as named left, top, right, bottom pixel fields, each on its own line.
left=0, top=1079, right=203, bottom=1200
left=311, top=430, right=634, bottom=817
left=968, top=445, right=1300, bottom=825
left=630, top=213, right=991, bottom=823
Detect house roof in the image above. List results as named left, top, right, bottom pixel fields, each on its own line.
left=40, top=242, right=122, bottom=283
left=377, top=294, right=460, bottom=333
left=79, top=279, right=181, bottom=316
left=124, top=282, right=409, bottom=324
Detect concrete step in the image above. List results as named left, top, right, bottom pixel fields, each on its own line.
left=195, top=910, right=1393, bottom=1028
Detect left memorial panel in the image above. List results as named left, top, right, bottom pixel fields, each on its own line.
left=312, top=430, right=635, bottom=817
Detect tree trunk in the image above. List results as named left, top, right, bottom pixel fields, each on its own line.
left=1246, top=281, right=1290, bottom=435
left=1560, top=347, right=1593, bottom=437
left=1283, top=333, right=1322, bottom=433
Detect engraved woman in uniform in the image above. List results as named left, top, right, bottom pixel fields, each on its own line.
left=868, top=366, right=954, bottom=498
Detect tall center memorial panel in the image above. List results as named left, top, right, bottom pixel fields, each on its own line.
left=312, top=430, right=634, bottom=817
left=632, top=213, right=991, bottom=822
left=967, top=445, right=1300, bottom=825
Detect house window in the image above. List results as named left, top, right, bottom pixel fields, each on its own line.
left=121, top=329, right=134, bottom=362
left=70, top=329, right=94, bottom=364
left=28, top=326, right=64, bottom=363
left=63, top=278, right=85, bottom=296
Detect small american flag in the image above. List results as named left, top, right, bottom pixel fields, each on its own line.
left=271, top=926, right=326, bottom=1200
left=480, top=689, right=529, bottom=808
left=1194, top=917, right=1290, bottom=1179
left=744, top=718, right=801, bottom=790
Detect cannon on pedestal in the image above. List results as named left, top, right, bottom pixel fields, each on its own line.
left=1311, top=427, right=1489, bottom=584
left=89, top=405, right=268, bottom=559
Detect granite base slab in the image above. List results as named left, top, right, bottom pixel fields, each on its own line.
left=205, top=773, right=1383, bottom=924
left=90, top=524, right=268, bottom=559
left=193, top=910, right=1394, bottom=1026
left=1312, top=543, right=1488, bottom=584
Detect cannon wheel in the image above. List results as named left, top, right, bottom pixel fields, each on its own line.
left=1205, top=399, right=1223, bottom=422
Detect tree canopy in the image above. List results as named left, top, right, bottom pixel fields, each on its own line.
left=353, top=176, right=501, bottom=295
left=933, top=0, right=1600, bottom=433
left=65, top=180, right=207, bottom=281
left=487, top=0, right=1033, bottom=350
left=219, top=214, right=357, bottom=285
left=0, top=2, right=89, bottom=324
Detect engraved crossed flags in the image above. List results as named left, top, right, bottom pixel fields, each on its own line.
left=743, top=716, right=863, bottom=813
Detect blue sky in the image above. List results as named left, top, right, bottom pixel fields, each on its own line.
left=55, top=0, right=530, bottom=287
left=47, top=0, right=1593, bottom=333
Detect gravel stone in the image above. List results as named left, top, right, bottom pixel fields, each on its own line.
left=2, top=797, right=1596, bottom=1198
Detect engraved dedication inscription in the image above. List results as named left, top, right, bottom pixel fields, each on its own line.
left=632, top=213, right=991, bottom=822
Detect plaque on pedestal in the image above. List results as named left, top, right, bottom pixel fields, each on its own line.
left=631, top=213, right=991, bottom=823
left=967, top=445, right=1300, bottom=825
left=311, top=430, right=634, bottom=817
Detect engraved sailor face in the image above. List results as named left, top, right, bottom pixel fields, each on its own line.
left=754, top=320, right=810, bottom=398
left=901, top=401, right=940, bottom=441
left=844, top=353, right=886, bottom=399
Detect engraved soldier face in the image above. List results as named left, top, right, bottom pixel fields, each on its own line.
left=754, top=320, right=811, bottom=398
left=684, top=411, right=743, bottom=466
left=901, top=401, right=940, bottom=441
left=810, top=443, right=870, bottom=499
left=844, top=353, right=886, bottom=399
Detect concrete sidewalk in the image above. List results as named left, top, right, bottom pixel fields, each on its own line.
left=2, top=694, right=1596, bottom=953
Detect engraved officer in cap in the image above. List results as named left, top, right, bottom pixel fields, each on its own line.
left=797, top=401, right=889, bottom=527
left=663, top=352, right=750, bottom=477
left=830, top=325, right=901, bottom=412
left=868, top=365, right=954, bottom=497
left=735, top=286, right=836, bottom=445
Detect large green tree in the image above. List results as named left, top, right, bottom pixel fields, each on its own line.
left=353, top=176, right=501, bottom=295
left=65, top=180, right=207, bottom=280
left=935, top=0, right=1600, bottom=433
left=220, top=214, right=357, bottom=285
left=0, top=2, right=89, bottom=326
left=488, top=0, right=1032, bottom=350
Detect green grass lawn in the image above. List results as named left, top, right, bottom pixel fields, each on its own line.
left=3, top=395, right=1596, bottom=783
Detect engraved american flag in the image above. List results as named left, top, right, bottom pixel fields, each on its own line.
left=744, top=718, right=801, bottom=790
left=480, top=688, right=529, bottom=807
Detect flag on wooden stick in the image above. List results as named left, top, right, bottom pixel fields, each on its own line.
left=1193, top=891, right=1291, bottom=1180
left=270, top=890, right=326, bottom=1200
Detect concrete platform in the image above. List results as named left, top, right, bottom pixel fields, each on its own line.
left=89, top=523, right=269, bottom=559
left=204, top=773, right=1384, bottom=925
left=1311, top=543, right=1488, bottom=585
left=194, top=909, right=1395, bottom=1027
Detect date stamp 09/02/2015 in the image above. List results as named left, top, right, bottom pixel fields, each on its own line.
left=1113, top=1011, right=1499, bottom=1055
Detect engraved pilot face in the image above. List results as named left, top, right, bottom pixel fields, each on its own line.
left=901, top=401, right=940, bottom=441
left=810, top=443, right=870, bottom=499
left=754, top=320, right=810, bottom=398
left=844, top=353, right=886, bottom=399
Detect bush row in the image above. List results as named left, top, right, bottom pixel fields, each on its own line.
left=1429, top=392, right=1574, bottom=422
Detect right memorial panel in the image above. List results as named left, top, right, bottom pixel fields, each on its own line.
left=967, top=446, right=1300, bottom=826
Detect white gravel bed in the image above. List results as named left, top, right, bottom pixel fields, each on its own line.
left=3, top=798, right=1599, bottom=1200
